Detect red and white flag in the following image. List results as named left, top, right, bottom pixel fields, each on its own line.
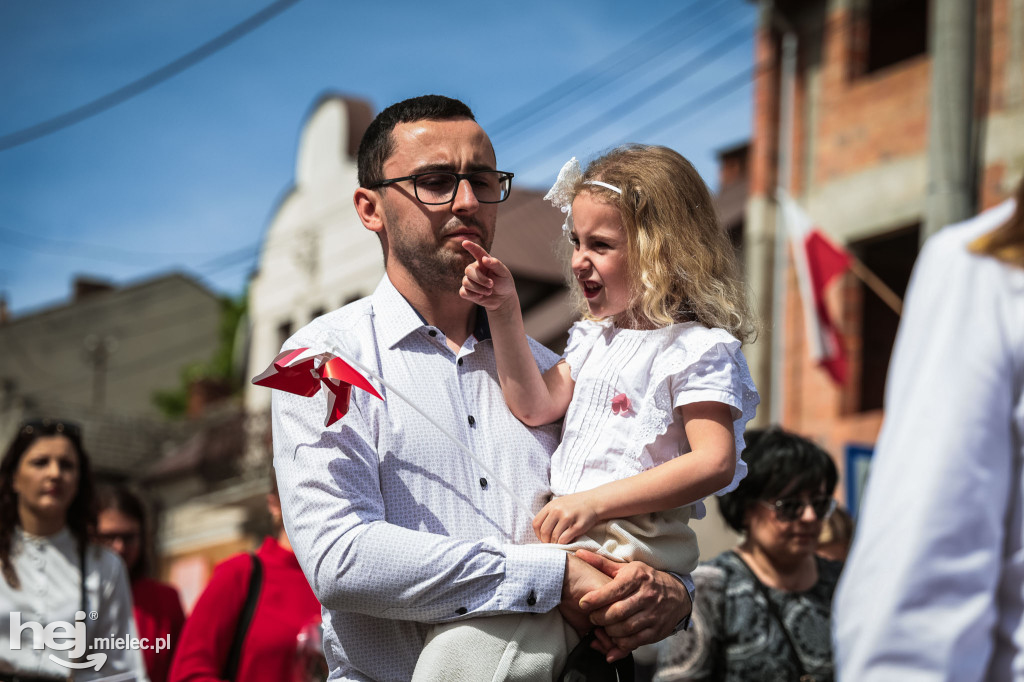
left=780, top=193, right=852, bottom=384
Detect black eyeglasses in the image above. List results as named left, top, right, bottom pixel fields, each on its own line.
left=759, top=496, right=836, bottom=522
left=19, top=418, right=82, bottom=439
left=365, top=170, right=514, bottom=205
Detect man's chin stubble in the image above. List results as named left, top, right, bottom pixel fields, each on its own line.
left=392, top=242, right=471, bottom=290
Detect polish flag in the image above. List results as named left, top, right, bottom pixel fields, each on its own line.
left=780, top=194, right=852, bottom=384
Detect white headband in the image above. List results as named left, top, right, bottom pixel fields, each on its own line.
left=543, top=157, right=622, bottom=236
left=585, top=180, right=622, bottom=194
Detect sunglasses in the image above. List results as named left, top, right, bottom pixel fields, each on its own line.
left=759, top=496, right=836, bottom=522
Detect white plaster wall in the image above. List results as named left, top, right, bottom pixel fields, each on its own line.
left=246, top=98, right=384, bottom=412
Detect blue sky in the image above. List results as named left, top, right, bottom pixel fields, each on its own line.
left=0, top=0, right=756, bottom=315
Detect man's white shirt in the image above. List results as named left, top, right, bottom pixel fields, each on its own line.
left=272, top=276, right=569, bottom=681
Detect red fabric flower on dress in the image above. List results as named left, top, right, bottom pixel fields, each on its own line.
left=610, top=393, right=632, bottom=415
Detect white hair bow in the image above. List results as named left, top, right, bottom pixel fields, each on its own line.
left=543, top=157, right=583, bottom=237
left=544, top=157, right=624, bottom=239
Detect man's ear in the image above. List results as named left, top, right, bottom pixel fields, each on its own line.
left=354, top=187, right=385, bottom=235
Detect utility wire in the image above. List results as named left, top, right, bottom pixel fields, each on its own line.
left=623, top=62, right=768, bottom=142
left=509, top=18, right=756, bottom=175
left=0, top=0, right=305, bottom=152
left=0, top=226, right=260, bottom=267
left=0, top=223, right=254, bottom=260
left=195, top=246, right=261, bottom=274
left=487, top=0, right=726, bottom=139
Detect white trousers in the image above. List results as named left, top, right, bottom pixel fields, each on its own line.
left=412, top=507, right=698, bottom=682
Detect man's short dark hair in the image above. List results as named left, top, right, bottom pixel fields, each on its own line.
left=357, top=95, right=476, bottom=188
left=718, top=427, right=839, bottom=533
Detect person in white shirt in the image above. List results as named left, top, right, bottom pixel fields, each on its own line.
left=0, top=418, right=147, bottom=682
left=834, top=176, right=1024, bottom=681
left=270, top=95, right=693, bottom=681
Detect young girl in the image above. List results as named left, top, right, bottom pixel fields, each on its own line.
left=413, top=144, right=759, bottom=681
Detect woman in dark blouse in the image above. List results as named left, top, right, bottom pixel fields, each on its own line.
left=655, top=428, right=842, bottom=682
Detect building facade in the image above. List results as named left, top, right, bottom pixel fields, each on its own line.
left=0, top=273, right=222, bottom=476
left=745, top=0, right=1024, bottom=507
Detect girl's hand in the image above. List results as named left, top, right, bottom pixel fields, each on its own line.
left=459, top=241, right=517, bottom=313
left=533, top=492, right=601, bottom=544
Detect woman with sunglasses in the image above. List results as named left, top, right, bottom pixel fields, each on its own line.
left=654, top=428, right=841, bottom=682
left=0, top=419, right=146, bottom=681
left=96, top=484, right=184, bottom=682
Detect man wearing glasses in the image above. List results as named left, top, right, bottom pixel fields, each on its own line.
left=271, top=95, right=692, bottom=681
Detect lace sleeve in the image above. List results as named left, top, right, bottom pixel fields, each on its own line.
left=628, top=327, right=759, bottom=495
left=670, top=332, right=760, bottom=494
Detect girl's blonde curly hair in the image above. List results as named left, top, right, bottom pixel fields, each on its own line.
left=567, top=144, right=757, bottom=343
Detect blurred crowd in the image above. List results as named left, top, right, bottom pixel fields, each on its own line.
left=0, top=419, right=325, bottom=682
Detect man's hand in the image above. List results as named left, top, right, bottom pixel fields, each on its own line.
left=575, top=549, right=692, bottom=662
left=459, top=241, right=517, bottom=313
left=534, top=491, right=600, bottom=544
left=560, top=553, right=612, bottom=637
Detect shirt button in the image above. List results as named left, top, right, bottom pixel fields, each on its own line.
left=479, top=478, right=488, bottom=489
left=428, top=329, right=437, bottom=337
left=526, top=591, right=537, bottom=606
left=457, top=607, right=468, bottom=615
left=468, top=415, right=476, bottom=426
left=458, top=358, right=464, bottom=366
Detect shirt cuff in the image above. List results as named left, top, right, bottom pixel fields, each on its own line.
left=667, top=571, right=695, bottom=632
left=497, top=544, right=566, bottom=614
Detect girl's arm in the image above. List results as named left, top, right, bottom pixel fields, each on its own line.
left=534, top=401, right=736, bottom=544
left=460, top=240, right=574, bottom=426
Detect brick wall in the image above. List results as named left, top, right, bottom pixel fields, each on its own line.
left=750, top=0, right=1022, bottom=480
left=812, top=8, right=931, bottom=187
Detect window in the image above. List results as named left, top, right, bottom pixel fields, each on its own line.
left=853, top=225, right=919, bottom=412
left=863, top=0, right=929, bottom=74
left=277, top=320, right=293, bottom=349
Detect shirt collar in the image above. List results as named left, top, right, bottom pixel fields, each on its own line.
left=371, top=275, right=491, bottom=348
left=371, top=276, right=426, bottom=349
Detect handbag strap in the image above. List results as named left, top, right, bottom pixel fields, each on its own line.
left=732, top=552, right=816, bottom=682
left=222, top=552, right=263, bottom=681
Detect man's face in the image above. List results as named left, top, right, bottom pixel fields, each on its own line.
left=377, top=118, right=499, bottom=289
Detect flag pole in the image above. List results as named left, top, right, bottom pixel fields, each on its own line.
left=848, top=257, right=904, bottom=315
left=770, top=22, right=798, bottom=425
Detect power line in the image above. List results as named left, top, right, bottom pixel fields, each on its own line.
left=0, top=223, right=254, bottom=260
left=0, top=226, right=260, bottom=267
left=487, top=0, right=727, bottom=139
left=0, top=0, right=306, bottom=152
left=509, top=18, right=756, bottom=175
left=623, top=62, right=767, bottom=142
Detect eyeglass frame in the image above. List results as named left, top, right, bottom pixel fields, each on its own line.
left=758, top=496, right=837, bottom=522
left=363, top=170, right=515, bottom=205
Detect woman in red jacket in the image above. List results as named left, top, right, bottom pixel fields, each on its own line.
left=169, top=479, right=322, bottom=682
left=97, top=484, right=186, bottom=682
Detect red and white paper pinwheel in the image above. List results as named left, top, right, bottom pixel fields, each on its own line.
left=252, top=348, right=382, bottom=426
left=252, top=345, right=533, bottom=523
